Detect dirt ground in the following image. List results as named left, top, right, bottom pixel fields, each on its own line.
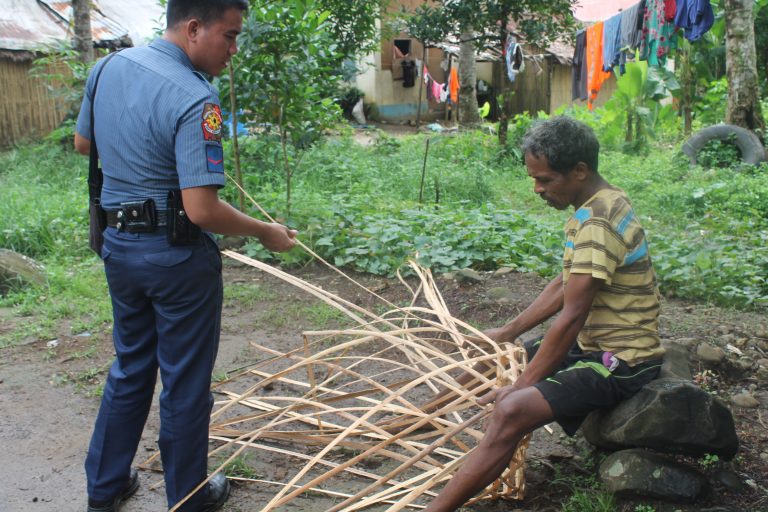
left=1, top=257, right=767, bottom=512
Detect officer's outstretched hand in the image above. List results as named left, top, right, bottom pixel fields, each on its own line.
left=259, top=223, right=298, bottom=252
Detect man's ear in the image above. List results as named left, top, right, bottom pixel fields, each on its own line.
left=184, top=18, right=202, bottom=41
left=573, top=161, right=590, bottom=181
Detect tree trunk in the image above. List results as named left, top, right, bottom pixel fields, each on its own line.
left=724, top=0, right=765, bottom=134
left=497, top=9, right=511, bottom=146
left=72, top=0, right=94, bottom=64
left=458, top=30, right=480, bottom=128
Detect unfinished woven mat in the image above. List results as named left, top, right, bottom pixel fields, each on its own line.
left=206, top=252, right=529, bottom=511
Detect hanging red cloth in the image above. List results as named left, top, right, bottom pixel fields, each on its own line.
left=664, top=0, right=677, bottom=21
left=586, top=22, right=612, bottom=110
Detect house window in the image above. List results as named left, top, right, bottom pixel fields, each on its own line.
left=393, top=39, right=412, bottom=59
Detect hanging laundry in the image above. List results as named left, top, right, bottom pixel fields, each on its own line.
left=619, top=0, right=646, bottom=52
left=664, top=0, right=677, bottom=21
left=505, top=35, right=526, bottom=82
left=431, top=78, right=444, bottom=103
left=586, top=22, right=612, bottom=110
left=440, top=83, right=449, bottom=103
left=674, top=0, right=714, bottom=41
left=572, top=29, right=589, bottom=102
left=602, top=13, right=624, bottom=72
left=449, top=67, right=459, bottom=104
left=641, top=0, right=679, bottom=67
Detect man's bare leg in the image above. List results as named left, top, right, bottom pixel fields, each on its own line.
left=424, top=387, right=554, bottom=512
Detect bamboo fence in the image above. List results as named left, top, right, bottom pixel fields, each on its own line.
left=0, top=58, right=69, bottom=146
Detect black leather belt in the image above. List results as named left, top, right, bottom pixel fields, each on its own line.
left=106, top=210, right=167, bottom=229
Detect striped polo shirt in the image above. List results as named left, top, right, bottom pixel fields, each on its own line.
left=563, top=186, right=664, bottom=365
left=75, top=38, right=226, bottom=212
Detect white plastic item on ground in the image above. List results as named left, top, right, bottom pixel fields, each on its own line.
left=351, top=98, right=366, bottom=125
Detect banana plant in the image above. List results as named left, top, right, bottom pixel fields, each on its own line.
left=600, top=57, right=681, bottom=152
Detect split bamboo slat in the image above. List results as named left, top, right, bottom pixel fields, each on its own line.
left=156, top=177, right=531, bottom=511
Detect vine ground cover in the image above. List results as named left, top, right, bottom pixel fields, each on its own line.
left=1, top=128, right=766, bottom=322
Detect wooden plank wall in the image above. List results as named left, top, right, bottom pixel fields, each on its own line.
left=0, top=59, right=69, bottom=147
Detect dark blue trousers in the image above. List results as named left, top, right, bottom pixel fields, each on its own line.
left=85, top=228, right=223, bottom=511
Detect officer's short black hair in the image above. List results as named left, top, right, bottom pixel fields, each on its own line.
left=166, top=0, right=249, bottom=28
left=521, top=116, right=600, bottom=174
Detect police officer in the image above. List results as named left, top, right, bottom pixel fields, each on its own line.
left=74, top=1, right=297, bottom=511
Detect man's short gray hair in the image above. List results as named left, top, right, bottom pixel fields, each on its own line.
left=521, top=116, right=600, bottom=174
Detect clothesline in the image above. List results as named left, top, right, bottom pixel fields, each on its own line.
left=572, top=0, right=715, bottom=109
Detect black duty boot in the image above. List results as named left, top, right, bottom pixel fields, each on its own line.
left=198, top=473, right=230, bottom=512
left=86, top=468, right=140, bottom=512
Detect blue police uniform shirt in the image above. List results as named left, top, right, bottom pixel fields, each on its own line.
left=76, top=39, right=226, bottom=212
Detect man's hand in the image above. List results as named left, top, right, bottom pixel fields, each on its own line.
left=476, top=383, right=523, bottom=407
left=482, top=327, right=517, bottom=345
left=259, top=223, right=298, bottom=252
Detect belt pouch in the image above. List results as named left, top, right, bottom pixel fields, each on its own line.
left=119, top=198, right=157, bottom=233
left=88, top=197, right=107, bottom=255
left=166, top=189, right=202, bottom=245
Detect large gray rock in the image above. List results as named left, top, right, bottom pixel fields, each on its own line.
left=582, top=378, right=738, bottom=460
left=0, top=249, right=45, bottom=294
left=599, top=449, right=707, bottom=502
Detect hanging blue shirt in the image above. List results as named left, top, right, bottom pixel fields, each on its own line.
left=76, top=38, right=226, bottom=211
left=602, top=13, right=623, bottom=72
left=674, top=0, right=715, bottom=42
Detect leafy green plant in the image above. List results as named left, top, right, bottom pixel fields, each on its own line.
left=221, top=0, right=343, bottom=214
left=699, top=453, right=721, bottom=468
left=696, top=135, right=742, bottom=168
left=599, top=58, right=681, bottom=152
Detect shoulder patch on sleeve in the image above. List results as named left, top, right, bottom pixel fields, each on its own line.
left=206, top=144, right=224, bottom=173
left=201, top=103, right=223, bottom=142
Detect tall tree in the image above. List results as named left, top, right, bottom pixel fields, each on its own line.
left=72, top=0, right=93, bottom=64
left=724, top=0, right=765, bottom=133
left=457, top=30, right=481, bottom=127
left=318, top=0, right=388, bottom=65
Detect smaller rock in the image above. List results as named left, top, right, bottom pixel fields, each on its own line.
left=493, top=266, right=515, bottom=276
left=697, top=344, right=726, bottom=366
left=760, top=452, right=768, bottom=463
left=717, top=325, right=731, bottom=335
left=0, top=249, right=46, bottom=294
left=756, top=358, right=768, bottom=368
left=46, top=340, right=59, bottom=348
left=456, top=268, right=483, bottom=284
left=713, top=469, right=748, bottom=493
left=440, top=272, right=456, bottom=281
left=731, top=393, right=759, bottom=409
left=599, top=449, right=707, bottom=502
left=660, top=340, right=692, bottom=380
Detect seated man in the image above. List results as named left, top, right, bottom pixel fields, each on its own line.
left=424, top=116, right=665, bottom=511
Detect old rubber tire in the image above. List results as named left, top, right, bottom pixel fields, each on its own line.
left=681, top=124, right=766, bottom=166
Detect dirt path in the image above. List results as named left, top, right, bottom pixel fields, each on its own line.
left=1, top=260, right=766, bottom=511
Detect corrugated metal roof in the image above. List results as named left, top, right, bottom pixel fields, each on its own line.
left=0, top=0, right=162, bottom=52
left=0, top=0, right=69, bottom=51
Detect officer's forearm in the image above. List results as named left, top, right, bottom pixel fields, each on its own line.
left=181, top=186, right=269, bottom=237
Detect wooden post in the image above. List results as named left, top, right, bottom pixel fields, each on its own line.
left=418, top=138, right=430, bottom=204
left=228, top=63, right=245, bottom=212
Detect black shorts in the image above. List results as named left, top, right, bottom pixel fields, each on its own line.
left=525, top=337, right=662, bottom=436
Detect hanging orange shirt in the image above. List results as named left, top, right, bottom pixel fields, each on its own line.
left=586, top=22, right=612, bottom=110
left=449, top=67, right=459, bottom=104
